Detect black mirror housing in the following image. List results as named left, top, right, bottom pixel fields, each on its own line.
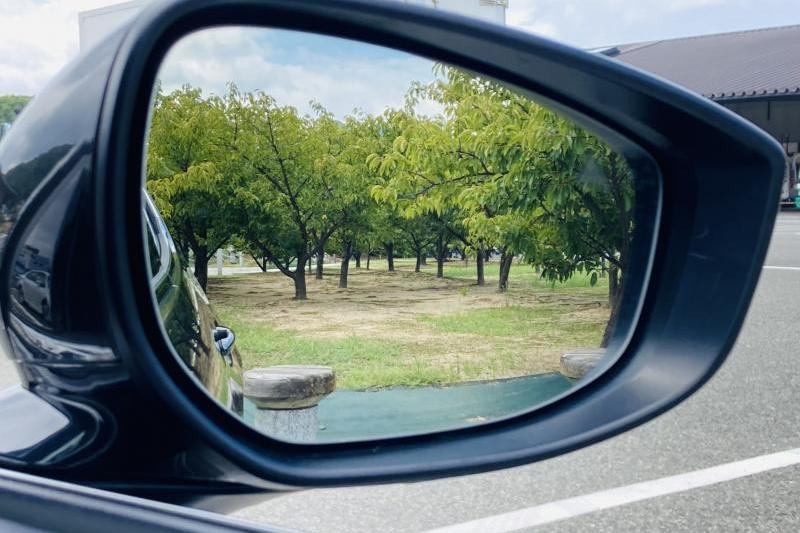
left=0, top=0, right=784, bottom=508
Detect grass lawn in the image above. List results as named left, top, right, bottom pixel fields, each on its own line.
left=209, top=259, right=609, bottom=390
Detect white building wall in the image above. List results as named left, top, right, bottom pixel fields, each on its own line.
left=79, top=0, right=150, bottom=51
left=79, top=0, right=507, bottom=50
left=426, top=0, right=507, bottom=26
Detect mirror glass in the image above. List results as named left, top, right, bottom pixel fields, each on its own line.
left=143, top=27, right=654, bottom=443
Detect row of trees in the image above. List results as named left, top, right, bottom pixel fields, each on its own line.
left=146, top=68, right=634, bottom=338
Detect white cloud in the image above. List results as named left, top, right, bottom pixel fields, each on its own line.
left=157, top=28, right=439, bottom=119
left=0, top=0, right=131, bottom=95
left=667, top=0, right=727, bottom=11
left=505, top=0, right=788, bottom=48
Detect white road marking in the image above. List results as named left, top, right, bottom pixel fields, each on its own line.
left=423, top=448, right=800, bottom=533
left=763, top=265, right=800, bottom=271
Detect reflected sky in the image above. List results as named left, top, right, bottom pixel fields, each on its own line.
left=158, top=27, right=440, bottom=118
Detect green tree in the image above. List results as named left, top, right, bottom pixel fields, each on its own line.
left=430, top=67, right=635, bottom=339
left=429, top=67, right=634, bottom=306
left=330, top=114, right=389, bottom=287
left=535, top=145, right=635, bottom=343
left=0, top=95, right=31, bottom=124
left=372, top=66, right=635, bottom=331
left=397, top=214, right=438, bottom=273
left=358, top=111, right=410, bottom=273
left=408, top=67, right=553, bottom=290
left=229, top=89, right=354, bottom=299
left=146, top=87, right=240, bottom=292
left=146, top=69, right=633, bottom=331
left=369, top=99, right=488, bottom=284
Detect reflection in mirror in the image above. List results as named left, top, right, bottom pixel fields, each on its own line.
left=8, top=162, right=75, bottom=331
left=144, top=27, right=650, bottom=443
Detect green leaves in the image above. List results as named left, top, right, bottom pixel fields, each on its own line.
left=147, top=66, right=634, bottom=303
left=146, top=86, right=242, bottom=271
left=0, top=95, right=31, bottom=124
left=365, top=66, right=635, bottom=294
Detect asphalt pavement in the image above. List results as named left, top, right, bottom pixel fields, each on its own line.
left=230, top=211, right=800, bottom=532
left=1, top=213, right=799, bottom=531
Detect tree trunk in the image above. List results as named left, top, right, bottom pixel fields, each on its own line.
left=498, top=251, right=513, bottom=292
left=415, top=250, right=422, bottom=272
left=386, top=243, right=395, bottom=272
left=339, top=242, right=353, bottom=288
left=366, top=251, right=371, bottom=270
left=194, top=246, right=209, bottom=293
left=315, top=245, right=325, bottom=279
left=608, top=265, right=619, bottom=309
left=355, top=251, right=361, bottom=268
left=294, top=254, right=308, bottom=300
left=476, top=247, right=485, bottom=286
left=435, top=231, right=446, bottom=278
left=420, top=254, right=427, bottom=265
left=601, top=266, right=623, bottom=347
left=251, top=254, right=268, bottom=272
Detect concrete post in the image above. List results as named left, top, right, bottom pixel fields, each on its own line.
left=239, top=252, right=244, bottom=266
left=560, top=348, right=606, bottom=380
left=216, top=249, right=223, bottom=276
left=244, top=365, right=335, bottom=442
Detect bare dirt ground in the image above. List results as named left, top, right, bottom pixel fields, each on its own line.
left=208, top=262, right=609, bottom=387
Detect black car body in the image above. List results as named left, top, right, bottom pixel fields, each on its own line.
left=144, top=193, right=244, bottom=416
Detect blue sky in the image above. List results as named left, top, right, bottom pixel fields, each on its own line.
left=1, top=0, right=799, bottom=96
left=506, top=0, right=800, bottom=48
left=157, top=28, right=440, bottom=118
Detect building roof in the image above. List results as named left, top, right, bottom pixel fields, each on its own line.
left=603, top=24, right=800, bottom=101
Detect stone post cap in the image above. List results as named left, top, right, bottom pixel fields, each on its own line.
left=244, top=365, right=335, bottom=409
left=560, top=349, right=605, bottom=380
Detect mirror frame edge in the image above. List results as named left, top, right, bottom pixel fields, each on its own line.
left=93, top=0, right=783, bottom=486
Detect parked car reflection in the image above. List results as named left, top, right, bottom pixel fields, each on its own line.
left=10, top=244, right=52, bottom=324
left=14, top=269, right=50, bottom=320
left=144, top=193, right=244, bottom=416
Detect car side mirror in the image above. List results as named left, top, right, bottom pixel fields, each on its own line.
left=0, top=0, right=784, bottom=506
left=213, top=326, right=235, bottom=362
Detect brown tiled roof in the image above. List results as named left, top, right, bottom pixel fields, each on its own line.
left=603, top=25, right=800, bottom=101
